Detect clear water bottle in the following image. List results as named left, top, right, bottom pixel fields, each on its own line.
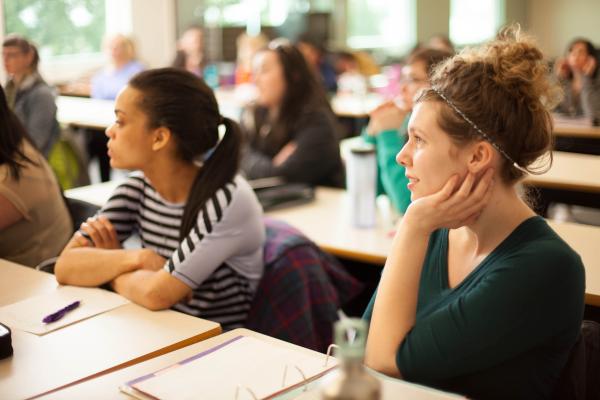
left=321, top=318, right=381, bottom=400
left=346, top=144, right=377, bottom=228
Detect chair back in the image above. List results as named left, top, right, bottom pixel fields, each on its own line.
left=552, top=320, right=600, bottom=400
left=65, top=197, right=100, bottom=232
left=246, top=218, right=363, bottom=352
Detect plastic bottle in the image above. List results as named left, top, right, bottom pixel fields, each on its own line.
left=346, top=144, right=377, bottom=228
left=321, top=318, right=381, bottom=400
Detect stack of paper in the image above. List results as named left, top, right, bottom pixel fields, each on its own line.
left=122, top=335, right=338, bottom=400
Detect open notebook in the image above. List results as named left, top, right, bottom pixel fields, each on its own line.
left=120, top=335, right=338, bottom=400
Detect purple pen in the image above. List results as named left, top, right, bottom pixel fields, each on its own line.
left=42, top=300, right=81, bottom=324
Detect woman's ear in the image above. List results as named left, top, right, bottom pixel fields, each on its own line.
left=151, top=127, right=172, bottom=152
left=466, top=141, right=495, bottom=174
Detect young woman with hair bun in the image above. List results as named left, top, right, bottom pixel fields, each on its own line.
left=363, top=27, right=584, bottom=399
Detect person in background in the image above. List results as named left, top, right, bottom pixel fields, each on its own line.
left=554, top=38, right=600, bottom=120
left=297, top=34, right=338, bottom=94
left=2, top=34, right=60, bottom=158
left=426, top=33, right=455, bottom=54
left=89, top=34, right=144, bottom=182
left=335, top=51, right=368, bottom=96
left=0, top=85, right=71, bottom=267
left=91, top=34, right=145, bottom=100
left=240, top=40, right=344, bottom=187
left=364, top=27, right=584, bottom=399
left=172, top=26, right=205, bottom=77
left=55, top=69, right=265, bottom=330
left=235, top=32, right=268, bottom=85
left=364, top=48, right=452, bottom=214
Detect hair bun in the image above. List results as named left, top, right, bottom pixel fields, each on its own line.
left=482, top=25, right=562, bottom=111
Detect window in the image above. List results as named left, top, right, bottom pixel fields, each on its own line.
left=346, top=0, right=415, bottom=55
left=3, top=0, right=106, bottom=60
left=203, top=0, right=308, bottom=28
left=450, top=0, right=505, bottom=46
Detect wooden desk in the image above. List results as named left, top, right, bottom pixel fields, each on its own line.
left=65, top=179, right=121, bottom=206
left=524, top=151, right=600, bottom=193
left=547, top=220, right=600, bottom=307
left=66, top=182, right=395, bottom=264
left=56, top=96, right=115, bottom=130
left=40, top=328, right=463, bottom=400
left=330, top=93, right=384, bottom=118
left=553, top=117, right=600, bottom=139
left=0, top=260, right=221, bottom=400
left=267, top=189, right=600, bottom=307
left=65, top=184, right=600, bottom=307
left=267, top=188, right=396, bottom=264
left=57, top=90, right=247, bottom=131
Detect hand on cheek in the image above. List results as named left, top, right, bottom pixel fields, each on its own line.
left=404, top=168, right=495, bottom=235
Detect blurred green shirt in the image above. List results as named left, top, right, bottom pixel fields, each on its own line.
left=362, top=115, right=411, bottom=214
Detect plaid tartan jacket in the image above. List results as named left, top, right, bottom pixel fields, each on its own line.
left=245, top=218, right=363, bottom=352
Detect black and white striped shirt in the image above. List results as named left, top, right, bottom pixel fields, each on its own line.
left=96, top=172, right=265, bottom=330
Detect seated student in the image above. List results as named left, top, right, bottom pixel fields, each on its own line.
left=240, top=40, right=344, bottom=187
left=234, top=32, right=268, bottom=85
left=426, top=33, right=455, bottom=54
left=0, top=86, right=71, bottom=267
left=363, top=27, right=585, bottom=399
left=297, top=34, right=338, bottom=94
left=91, top=34, right=145, bottom=100
left=2, top=35, right=60, bottom=157
left=554, top=38, right=600, bottom=120
left=55, top=69, right=265, bottom=330
left=364, top=48, right=452, bottom=214
left=171, top=26, right=205, bottom=77
left=89, top=34, right=145, bottom=182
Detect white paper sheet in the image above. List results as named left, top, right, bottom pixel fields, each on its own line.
left=126, top=336, right=338, bottom=400
left=0, top=285, right=129, bottom=335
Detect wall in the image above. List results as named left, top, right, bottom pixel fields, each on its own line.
left=416, top=0, right=450, bottom=44
left=526, top=0, right=600, bottom=58
left=130, top=0, right=176, bottom=68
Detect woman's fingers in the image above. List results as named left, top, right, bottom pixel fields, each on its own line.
left=434, top=174, right=460, bottom=203
left=97, top=216, right=119, bottom=247
left=80, top=217, right=119, bottom=248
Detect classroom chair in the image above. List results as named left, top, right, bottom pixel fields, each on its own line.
left=552, top=320, right=600, bottom=400
left=36, top=197, right=100, bottom=273
left=245, top=217, right=363, bottom=352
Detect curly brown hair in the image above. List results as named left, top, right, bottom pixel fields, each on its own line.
left=415, top=25, right=563, bottom=183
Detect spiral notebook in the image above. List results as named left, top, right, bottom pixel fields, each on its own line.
left=120, top=335, right=338, bottom=400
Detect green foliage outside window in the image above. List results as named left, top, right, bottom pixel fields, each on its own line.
left=3, top=0, right=106, bottom=58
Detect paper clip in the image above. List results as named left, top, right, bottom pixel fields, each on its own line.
left=234, top=386, right=258, bottom=400
left=282, top=364, right=309, bottom=392
left=324, top=344, right=339, bottom=367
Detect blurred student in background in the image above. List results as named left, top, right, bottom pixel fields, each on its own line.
left=297, top=34, right=338, bottom=94
left=172, top=26, right=205, bottom=77
left=235, top=32, right=268, bottom=85
left=0, top=85, right=71, bottom=267
left=240, top=40, right=344, bottom=187
left=426, top=34, right=455, bottom=54
left=364, top=48, right=452, bottom=214
left=89, top=34, right=144, bottom=182
left=91, top=34, right=144, bottom=100
left=554, top=38, right=600, bottom=121
left=2, top=34, right=60, bottom=158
